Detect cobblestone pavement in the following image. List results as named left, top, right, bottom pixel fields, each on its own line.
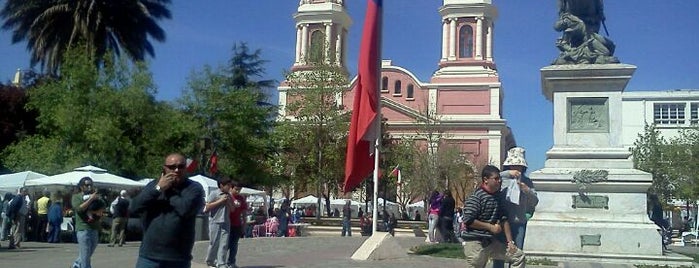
left=0, top=237, right=696, bottom=268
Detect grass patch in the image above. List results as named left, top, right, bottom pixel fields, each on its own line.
left=410, top=243, right=465, bottom=259
left=527, top=258, right=558, bottom=266
left=634, top=265, right=694, bottom=268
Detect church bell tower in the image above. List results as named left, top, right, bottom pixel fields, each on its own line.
left=291, top=0, right=352, bottom=72
left=433, top=0, right=498, bottom=79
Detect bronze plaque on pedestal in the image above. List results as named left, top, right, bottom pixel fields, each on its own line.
left=572, top=195, right=609, bottom=209
left=580, top=234, right=602, bottom=246
left=567, top=97, right=609, bottom=133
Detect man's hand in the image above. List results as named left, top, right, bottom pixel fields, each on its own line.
left=490, top=223, right=503, bottom=234
left=157, top=172, right=177, bottom=191
left=507, top=241, right=519, bottom=254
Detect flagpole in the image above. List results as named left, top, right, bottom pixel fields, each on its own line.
left=371, top=0, right=383, bottom=235
left=372, top=126, right=380, bottom=234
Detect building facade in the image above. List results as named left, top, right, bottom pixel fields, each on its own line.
left=277, top=0, right=516, bottom=169
left=622, top=90, right=699, bottom=145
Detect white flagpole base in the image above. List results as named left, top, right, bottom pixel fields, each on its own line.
left=350, top=232, right=407, bottom=261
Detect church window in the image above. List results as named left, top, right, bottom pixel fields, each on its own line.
left=459, top=25, right=474, bottom=58
left=407, top=84, right=414, bottom=99
left=381, top=77, right=388, bottom=92
left=394, top=80, right=402, bottom=96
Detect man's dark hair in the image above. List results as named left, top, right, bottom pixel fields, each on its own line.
left=77, top=176, right=92, bottom=187
left=481, top=165, right=501, bottom=181
left=230, top=179, right=240, bottom=188
left=218, top=176, right=232, bottom=187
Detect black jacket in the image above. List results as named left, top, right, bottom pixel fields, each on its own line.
left=129, top=179, right=204, bottom=262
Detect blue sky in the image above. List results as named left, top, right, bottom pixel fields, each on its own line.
left=1, top=1, right=698, bottom=172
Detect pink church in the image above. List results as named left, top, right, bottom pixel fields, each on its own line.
left=278, top=0, right=516, bottom=167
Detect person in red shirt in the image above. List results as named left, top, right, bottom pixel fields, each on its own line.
left=227, top=180, right=247, bottom=268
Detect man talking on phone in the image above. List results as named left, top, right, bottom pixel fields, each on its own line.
left=130, top=153, right=205, bottom=268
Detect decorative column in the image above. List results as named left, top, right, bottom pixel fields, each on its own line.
left=335, top=32, right=342, bottom=66
left=448, top=18, right=457, bottom=60
left=295, top=25, right=302, bottom=65
left=441, top=19, right=448, bottom=61
left=300, top=24, right=309, bottom=64
left=325, top=23, right=332, bottom=64
left=486, top=20, right=493, bottom=61
left=475, top=17, right=483, bottom=60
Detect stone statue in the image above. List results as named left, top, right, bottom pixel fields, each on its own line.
left=553, top=0, right=619, bottom=64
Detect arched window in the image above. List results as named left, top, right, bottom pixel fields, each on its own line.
left=394, top=80, right=402, bottom=95
left=459, top=25, right=474, bottom=58
left=309, top=30, right=325, bottom=63
left=407, top=84, right=414, bottom=99
left=381, top=77, right=388, bottom=92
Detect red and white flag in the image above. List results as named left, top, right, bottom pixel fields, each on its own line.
left=186, top=158, right=198, bottom=173
left=343, top=0, right=382, bottom=193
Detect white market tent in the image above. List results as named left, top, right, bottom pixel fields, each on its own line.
left=407, top=200, right=425, bottom=208
left=328, top=199, right=362, bottom=217
left=25, top=165, right=142, bottom=190
left=188, top=175, right=267, bottom=199
left=0, top=171, right=47, bottom=193
left=291, top=195, right=326, bottom=211
left=189, top=175, right=217, bottom=198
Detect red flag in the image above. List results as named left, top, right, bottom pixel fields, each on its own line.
left=343, top=0, right=382, bottom=193
left=186, top=158, right=198, bottom=173
left=208, top=151, right=218, bottom=175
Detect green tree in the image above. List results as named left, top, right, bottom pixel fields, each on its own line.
left=666, top=128, right=699, bottom=202
left=1, top=47, right=198, bottom=178
left=1, top=0, right=171, bottom=73
left=282, top=63, right=350, bottom=218
left=228, top=42, right=275, bottom=90
left=631, top=124, right=674, bottom=202
left=179, top=53, right=276, bottom=185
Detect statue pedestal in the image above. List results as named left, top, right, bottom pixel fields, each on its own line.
left=524, top=64, right=692, bottom=265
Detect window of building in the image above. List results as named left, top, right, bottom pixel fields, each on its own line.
left=459, top=25, right=474, bottom=58
left=407, top=84, right=414, bottom=99
left=394, top=80, right=402, bottom=96
left=691, top=103, right=699, bottom=125
left=381, top=77, right=388, bottom=92
left=309, top=30, right=325, bottom=63
left=654, top=103, right=686, bottom=125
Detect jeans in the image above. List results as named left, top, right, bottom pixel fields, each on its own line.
left=72, top=229, right=99, bottom=268
left=341, top=218, right=352, bottom=236
left=135, top=255, right=191, bottom=268
left=206, top=223, right=229, bottom=267
left=428, top=213, right=438, bottom=242
left=492, top=222, right=527, bottom=268
left=48, top=223, right=61, bottom=243
left=228, top=226, right=243, bottom=266
left=1, top=214, right=10, bottom=240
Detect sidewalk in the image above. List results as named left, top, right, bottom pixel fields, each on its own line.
left=0, top=237, right=696, bottom=267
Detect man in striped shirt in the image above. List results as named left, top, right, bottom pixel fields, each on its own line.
left=460, top=165, right=525, bottom=268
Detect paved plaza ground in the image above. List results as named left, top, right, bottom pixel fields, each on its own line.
left=0, top=236, right=696, bottom=267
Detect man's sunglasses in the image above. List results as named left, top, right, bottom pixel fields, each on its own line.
left=164, top=164, right=187, bottom=170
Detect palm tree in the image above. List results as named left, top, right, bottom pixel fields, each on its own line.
left=1, top=0, right=171, bottom=74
